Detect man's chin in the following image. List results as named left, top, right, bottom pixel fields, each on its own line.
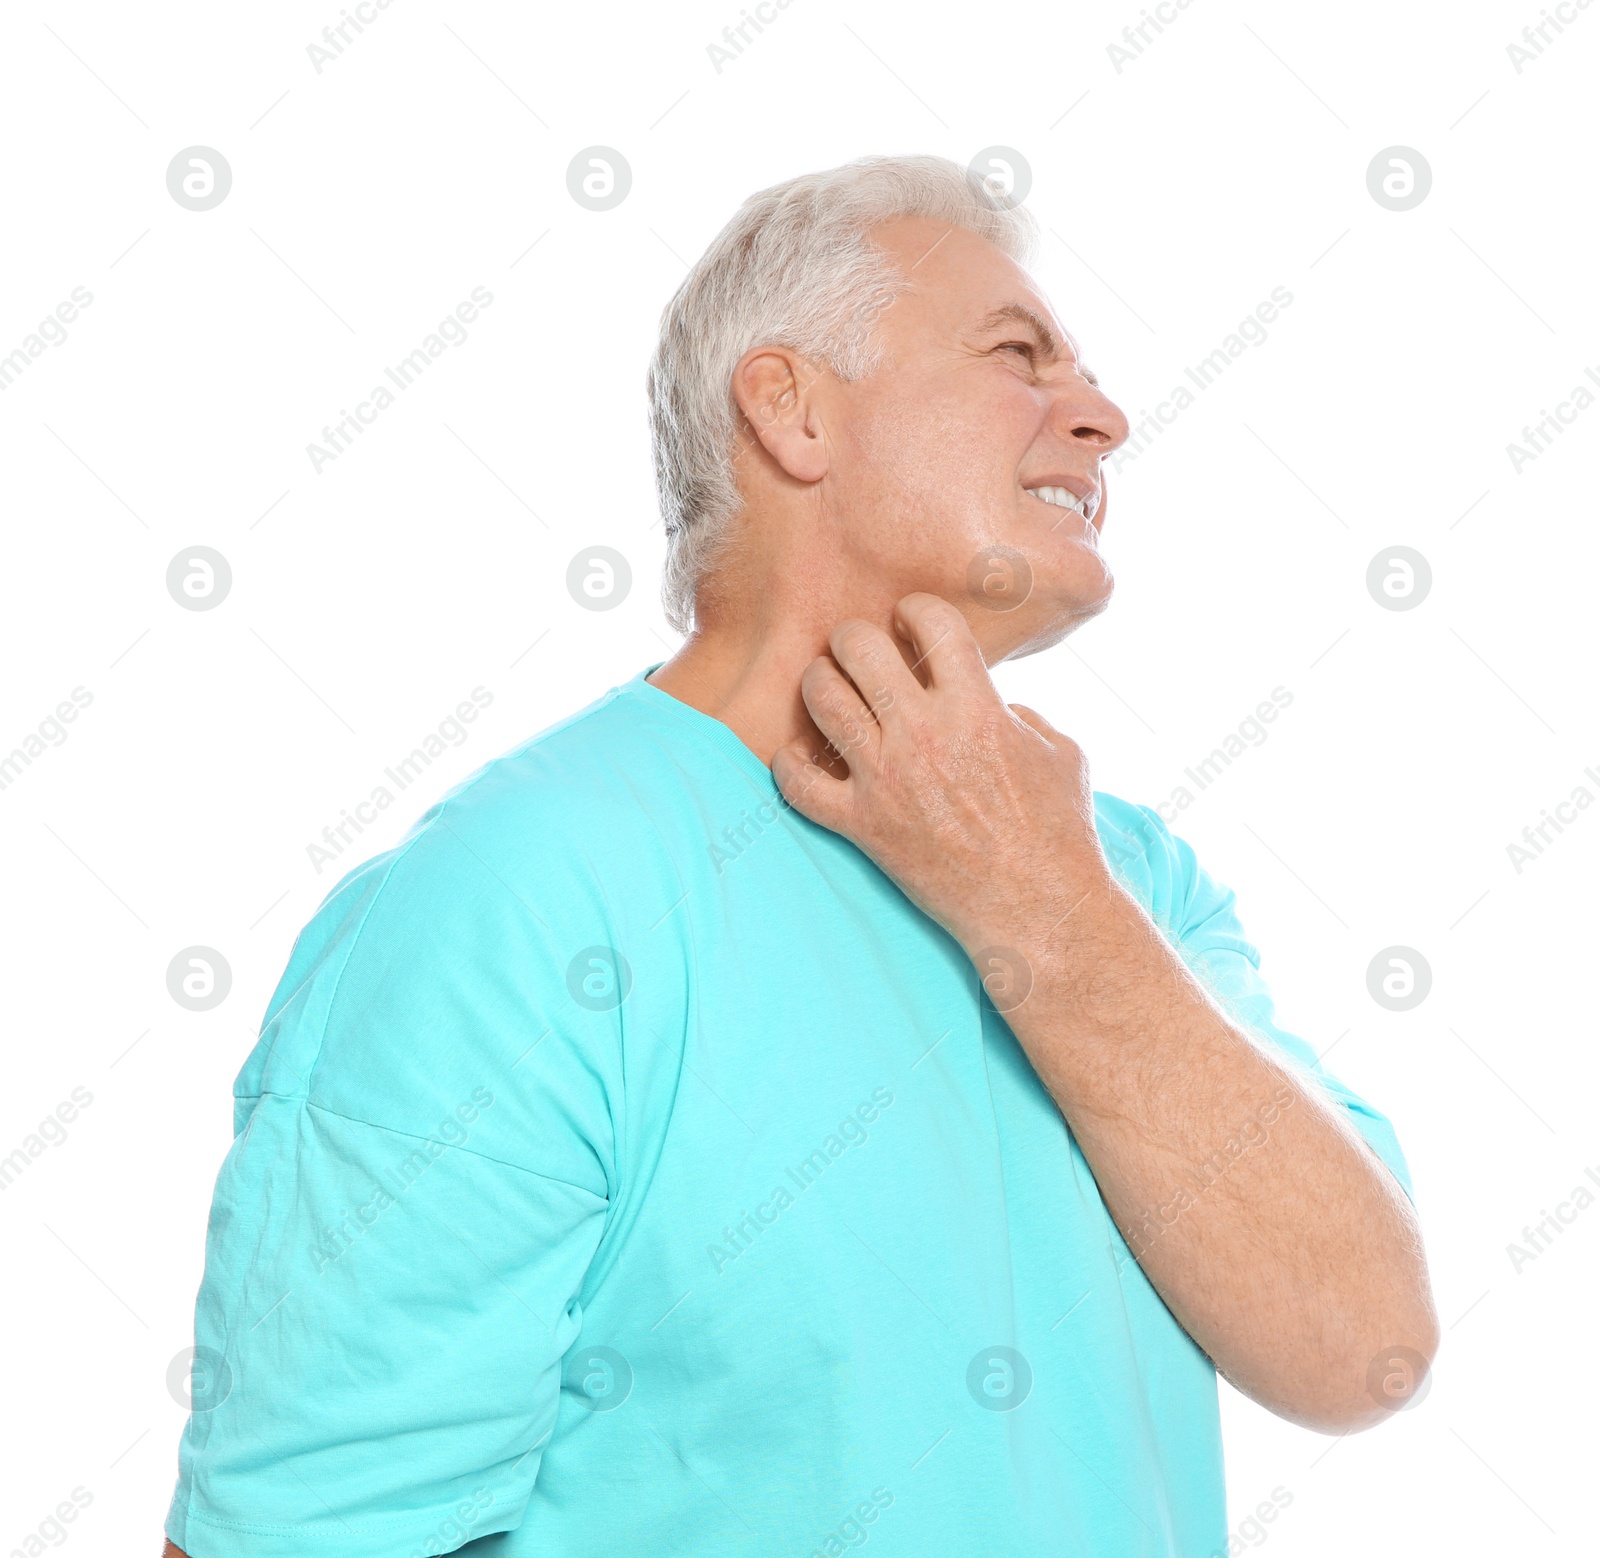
left=988, top=580, right=1115, bottom=662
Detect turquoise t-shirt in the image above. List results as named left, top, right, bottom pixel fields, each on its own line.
left=167, top=665, right=1413, bottom=1558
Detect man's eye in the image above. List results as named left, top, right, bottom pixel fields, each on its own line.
left=997, top=341, right=1035, bottom=359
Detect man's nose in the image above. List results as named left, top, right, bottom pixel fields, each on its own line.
left=1047, top=380, right=1131, bottom=457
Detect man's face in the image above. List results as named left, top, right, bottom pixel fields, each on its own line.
left=814, top=216, right=1131, bottom=662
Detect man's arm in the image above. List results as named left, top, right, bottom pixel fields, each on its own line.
left=157, top=808, right=618, bottom=1556
left=163, top=1545, right=186, bottom=1556
left=980, top=862, right=1434, bottom=1432
left=773, top=594, right=1439, bottom=1434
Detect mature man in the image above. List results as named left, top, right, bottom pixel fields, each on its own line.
left=164, top=155, right=1436, bottom=1558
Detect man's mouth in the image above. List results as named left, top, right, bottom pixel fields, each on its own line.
left=1023, top=483, right=1101, bottom=524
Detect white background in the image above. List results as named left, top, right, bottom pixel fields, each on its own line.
left=1, top=0, right=1594, bottom=1552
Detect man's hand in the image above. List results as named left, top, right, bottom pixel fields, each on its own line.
left=770, top=592, right=1111, bottom=957
left=774, top=593, right=1439, bottom=1434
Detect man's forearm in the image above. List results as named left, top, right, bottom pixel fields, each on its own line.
left=980, top=875, right=1438, bottom=1433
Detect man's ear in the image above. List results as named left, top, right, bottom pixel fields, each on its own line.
left=731, top=347, right=830, bottom=484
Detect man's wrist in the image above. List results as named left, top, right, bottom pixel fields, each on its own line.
left=956, top=864, right=1140, bottom=1010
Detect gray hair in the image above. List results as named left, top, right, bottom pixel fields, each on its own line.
left=646, top=154, right=1040, bottom=633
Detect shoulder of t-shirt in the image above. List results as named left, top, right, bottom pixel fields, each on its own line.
left=1091, top=791, right=1247, bottom=946
left=318, top=678, right=673, bottom=902
left=1092, top=791, right=1192, bottom=931
left=234, top=682, right=669, bottom=1107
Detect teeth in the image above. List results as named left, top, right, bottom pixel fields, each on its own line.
left=1027, top=484, right=1099, bottom=521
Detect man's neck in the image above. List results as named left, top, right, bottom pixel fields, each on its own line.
left=646, top=619, right=839, bottom=768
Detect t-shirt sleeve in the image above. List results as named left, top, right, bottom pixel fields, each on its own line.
left=166, top=820, right=618, bottom=1558
left=1136, top=805, right=1416, bottom=1206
